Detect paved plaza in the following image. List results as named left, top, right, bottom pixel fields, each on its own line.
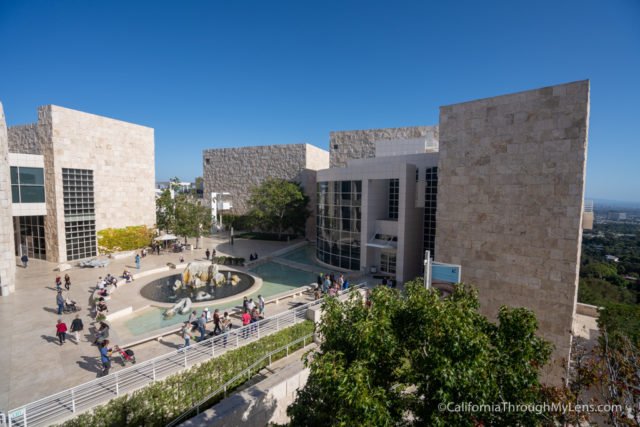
left=0, top=234, right=316, bottom=411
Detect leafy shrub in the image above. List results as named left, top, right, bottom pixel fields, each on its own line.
left=221, top=214, right=254, bottom=231
left=236, top=231, right=297, bottom=241
left=59, top=321, right=314, bottom=427
left=97, top=226, right=154, bottom=253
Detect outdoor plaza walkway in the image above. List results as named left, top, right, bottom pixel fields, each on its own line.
left=0, top=234, right=315, bottom=412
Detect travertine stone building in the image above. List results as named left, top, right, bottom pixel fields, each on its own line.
left=314, top=81, right=589, bottom=384
left=330, top=125, right=438, bottom=167
left=436, top=81, right=589, bottom=383
left=202, top=144, right=329, bottom=237
left=0, top=103, right=17, bottom=295
left=3, top=104, right=155, bottom=278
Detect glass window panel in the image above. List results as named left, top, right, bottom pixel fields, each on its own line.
left=10, top=167, right=19, bottom=184
left=340, top=257, right=350, bottom=269
left=19, top=186, right=45, bottom=203
left=11, top=185, right=20, bottom=203
left=19, top=167, right=44, bottom=185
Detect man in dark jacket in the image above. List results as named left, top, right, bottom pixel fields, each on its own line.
left=70, top=314, right=84, bottom=344
left=213, top=309, right=222, bottom=335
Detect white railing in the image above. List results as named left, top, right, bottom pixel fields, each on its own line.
left=167, top=333, right=315, bottom=427
left=5, top=284, right=365, bottom=427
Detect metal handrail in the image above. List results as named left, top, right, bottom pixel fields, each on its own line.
left=5, top=283, right=365, bottom=427
left=166, top=333, right=315, bottom=427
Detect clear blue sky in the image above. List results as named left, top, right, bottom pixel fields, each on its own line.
left=1, top=1, right=638, bottom=202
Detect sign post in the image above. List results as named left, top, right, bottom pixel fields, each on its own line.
left=423, top=250, right=432, bottom=290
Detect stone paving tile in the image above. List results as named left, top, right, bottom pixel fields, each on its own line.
left=0, top=235, right=302, bottom=411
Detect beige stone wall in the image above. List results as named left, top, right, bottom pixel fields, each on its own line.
left=39, top=106, right=155, bottom=261
left=203, top=144, right=328, bottom=216
left=8, top=124, right=41, bottom=155
left=435, top=81, right=590, bottom=384
left=305, top=144, right=330, bottom=171
left=0, top=103, right=17, bottom=294
left=329, top=125, right=438, bottom=167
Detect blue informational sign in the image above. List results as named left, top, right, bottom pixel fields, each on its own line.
left=431, top=262, right=461, bottom=284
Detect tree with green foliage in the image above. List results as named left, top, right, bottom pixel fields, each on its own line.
left=598, top=302, right=640, bottom=346
left=287, top=281, right=553, bottom=426
left=156, top=188, right=176, bottom=233
left=578, top=278, right=636, bottom=306
left=174, top=193, right=212, bottom=247
left=247, top=179, right=309, bottom=239
left=581, top=261, right=619, bottom=280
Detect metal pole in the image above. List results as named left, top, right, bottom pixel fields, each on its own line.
left=115, top=373, right=120, bottom=396
left=424, top=250, right=432, bottom=290
left=211, top=338, right=215, bottom=356
left=152, top=361, right=156, bottom=382
left=184, top=349, right=187, bottom=367
left=71, top=389, right=76, bottom=413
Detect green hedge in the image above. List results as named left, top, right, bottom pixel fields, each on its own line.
left=59, top=321, right=315, bottom=427
left=221, top=214, right=254, bottom=231
left=97, top=226, right=155, bottom=253
left=235, top=231, right=298, bottom=241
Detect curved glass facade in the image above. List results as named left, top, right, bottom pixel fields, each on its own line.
left=316, top=181, right=362, bottom=270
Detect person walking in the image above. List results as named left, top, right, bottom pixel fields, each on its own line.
left=135, top=253, right=141, bottom=270
left=213, top=309, right=222, bottom=335
left=220, top=312, right=230, bottom=347
left=205, top=249, right=210, bottom=260
left=197, top=313, right=207, bottom=341
left=182, top=322, right=192, bottom=348
left=21, top=254, right=28, bottom=268
left=258, top=295, right=265, bottom=318
left=64, top=274, right=71, bottom=291
left=99, top=341, right=112, bottom=376
left=56, top=319, right=67, bottom=345
left=56, top=291, right=65, bottom=315
left=70, top=314, right=83, bottom=344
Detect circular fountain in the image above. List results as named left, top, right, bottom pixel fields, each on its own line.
left=139, top=262, right=256, bottom=304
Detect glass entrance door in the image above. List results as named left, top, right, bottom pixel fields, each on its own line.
left=15, top=216, right=47, bottom=260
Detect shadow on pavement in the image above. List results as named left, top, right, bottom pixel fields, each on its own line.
left=41, top=334, right=59, bottom=345
left=77, top=355, right=101, bottom=376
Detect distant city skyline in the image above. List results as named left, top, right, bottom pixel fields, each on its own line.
left=1, top=0, right=638, bottom=202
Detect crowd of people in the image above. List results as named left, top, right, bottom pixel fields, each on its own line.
left=181, top=308, right=234, bottom=348
left=314, top=272, right=350, bottom=299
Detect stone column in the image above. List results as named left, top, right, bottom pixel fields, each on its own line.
left=0, top=102, right=17, bottom=295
